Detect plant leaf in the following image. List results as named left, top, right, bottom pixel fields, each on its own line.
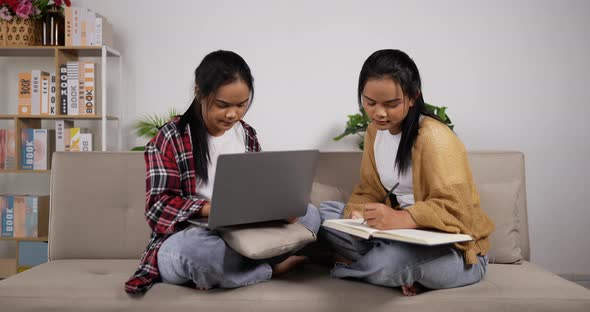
left=133, top=108, right=180, bottom=140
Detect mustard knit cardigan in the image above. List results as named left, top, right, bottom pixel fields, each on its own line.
left=344, top=117, right=495, bottom=264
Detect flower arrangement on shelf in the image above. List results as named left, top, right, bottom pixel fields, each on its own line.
left=0, top=0, right=71, bottom=46
left=0, top=0, right=71, bottom=21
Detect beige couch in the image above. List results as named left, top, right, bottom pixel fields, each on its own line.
left=0, top=151, right=589, bottom=311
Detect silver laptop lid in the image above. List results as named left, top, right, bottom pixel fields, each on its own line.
left=207, top=150, right=319, bottom=230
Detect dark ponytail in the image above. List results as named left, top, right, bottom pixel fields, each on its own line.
left=178, top=50, right=254, bottom=182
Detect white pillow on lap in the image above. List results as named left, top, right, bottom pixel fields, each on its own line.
left=219, top=222, right=316, bottom=260
left=219, top=182, right=347, bottom=260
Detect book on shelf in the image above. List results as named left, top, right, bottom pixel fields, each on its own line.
left=6, top=129, right=16, bottom=170
left=55, top=120, right=74, bottom=152
left=69, top=127, right=80, bottom=151
left=31, top=70, right=41, bottom=115
left=66, top=62, right=79, bottom=115
left=13, top=196, right=26, bottom=237
left=81, top=62, right=95, bottom=115
left=40, top=72, right=50, bottom=115
left=1, top=195, right=14, bottom=237
left=33, top=129, right=55, bottom=170
left=0, top=129, right=16, bottom=170
left=322, top=218, right=473, bottom=246
left=20, top=129, right=34, bottom=170
left=72, top=7, right=80, bottom=46
left=94, top=14, right=114, bottom=46
left=80, top=133, right=93, bottom=151
left=26, top=196, right=44, bottom=237
left=65, top=5, right=72, bottom=47
left=18, top=72, right=32, bottom=115
left=0, top=130, right=4, bottom=169
left=31, top=70, right=51, bottom=115
left=59, top=65, right=68, bottom=115
left=50, top=74, right=57, bottom=115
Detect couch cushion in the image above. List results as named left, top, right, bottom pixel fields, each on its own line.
left=49, top=152, right=150, bottom=260
left=478, top=180, right=522, bottom=263
left=467, top=152, right=529, bottom=261
left=0, top=260, right=588, bottom=312
left=310, top=182, right=347, bottom=207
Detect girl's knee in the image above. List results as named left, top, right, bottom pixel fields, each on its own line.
left=318, top=201, right=345, bottom=221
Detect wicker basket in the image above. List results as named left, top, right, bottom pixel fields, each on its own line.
left=0, top=18, right=41, bottom=46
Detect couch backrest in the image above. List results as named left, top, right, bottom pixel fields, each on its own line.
left=49, top=151, right=529, bottom=261
left=49, top=152, right=149, bottom=260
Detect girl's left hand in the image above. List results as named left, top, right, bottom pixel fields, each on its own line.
left=363, top=203, right=418, bottom=230
left=285, top=217, right=299, bottom=224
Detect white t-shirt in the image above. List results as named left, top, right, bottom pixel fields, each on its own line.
left=195, top=122, right=246, bottom=200
left=374, top=129, right=415, bottom=208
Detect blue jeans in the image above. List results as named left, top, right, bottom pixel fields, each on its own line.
left=318, top=201, right=488, bottom=289
left=157, top=204, right=321, bottom=289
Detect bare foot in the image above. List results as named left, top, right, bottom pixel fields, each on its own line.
left=401, top=284, right=422, bottom=296
left=272, top=255, right=307, bottom=276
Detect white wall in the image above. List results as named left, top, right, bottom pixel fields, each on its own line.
left=72, top=0, right=590, bottom=275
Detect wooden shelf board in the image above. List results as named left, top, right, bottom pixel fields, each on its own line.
left=0, top=46, right=120, bottom=57
left=0, top=169, right=50, bottom=174
left=0, top=236, right=48, bottom=242
left=0, top=114, right=118, bottom=120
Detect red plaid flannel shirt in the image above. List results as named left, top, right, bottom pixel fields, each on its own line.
left=124, top=117, right=261, bottom=295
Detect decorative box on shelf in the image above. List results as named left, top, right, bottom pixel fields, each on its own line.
left=0, top=18, right=41, bottom=47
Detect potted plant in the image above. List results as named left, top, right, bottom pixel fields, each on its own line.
left=333, top=103, right=454, bottom=150
left=131, top=108, right=180, bottom=151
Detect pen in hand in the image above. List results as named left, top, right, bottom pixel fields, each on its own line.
left=361, top=182, right=400, bottom=225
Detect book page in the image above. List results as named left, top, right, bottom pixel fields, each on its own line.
left=322, top=219, right=381, bottom=239
left=373, top=229, right=472, bottom=245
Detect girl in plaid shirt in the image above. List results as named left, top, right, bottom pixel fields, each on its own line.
left=125, top=50, right=320, bottom=294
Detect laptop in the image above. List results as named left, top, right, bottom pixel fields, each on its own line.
left=187, top=150, right=320, bottom=230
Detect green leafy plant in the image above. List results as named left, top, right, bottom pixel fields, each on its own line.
left=424, top=103, right=454, bottom=130
left=333, top=103, right=454, bottom=150
left=131, top=108, right=180, bottom=151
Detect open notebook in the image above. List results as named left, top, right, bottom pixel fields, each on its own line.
left=322, top=219, right=472, bottom=246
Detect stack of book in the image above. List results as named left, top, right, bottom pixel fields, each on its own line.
left=64, top=6, right=114, bottom=47
left=0, top=195, right=49, bottom=238
left=18, top=62, right=96, bottom=116
left=20, top=122, right=93, bottom=171
left=54, top=120, right=93, bottom=152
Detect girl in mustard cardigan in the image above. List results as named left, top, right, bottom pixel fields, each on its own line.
left=319, top=49, right=494, bottom=296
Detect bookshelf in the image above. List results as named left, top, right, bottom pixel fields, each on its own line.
left=0, top=45, right=122, bottom=277
left=0, top=45, right=122, bottom=152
